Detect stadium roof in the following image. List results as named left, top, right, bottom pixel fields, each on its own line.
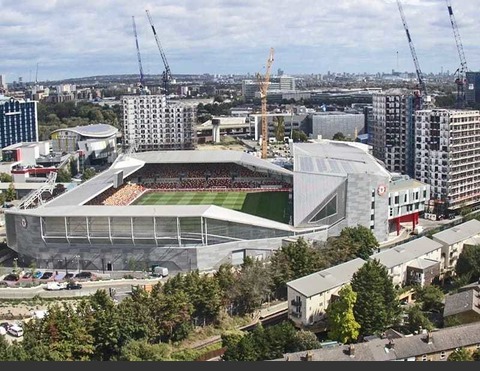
left=130, top=150, right=293, bottom=176
left=287, top=258, right=366, bottom=298
left=50, top=124, right=118, bottom=138
left=292, top=141, right=391, bottom=178
left=43, top=154, right=145, bottom=208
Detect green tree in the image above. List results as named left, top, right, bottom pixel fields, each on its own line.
left=269, top=237, right=323, bottom=298
left=5, top=183, right=16, bottom=202
left=56, top=168, right=72, bottom=183
left=69, top=159, right=78, bottom=177
left=473, top=348, right=480, bottom=361
left=291, top=129, right=308, bottom=142
left=406, top=305, right=433, bottom=334
left=326, top=284, right=361, bottom=344
left=273, top=116, right=285, bottom=142
left=0, top=173, right=12, bottom=182
left=82, top=168, right=96, bottom=182
left=448, top=347, right=474, bottom=361
left=332, top=132, right=346, bottom=141
left=214, top=263, right=236, bottom=308
left=336, top=225, right=379, bottom=260
left=290, top=330, right=322, bottom=353
left=221, top=330, right=245, bottom=361
left=414, top=285, right=444, bottom=312
left=118, top=340, right=170, bottom=361
left=351, top=259, right=400, bottom=336
left=455, top=244, right=480, bottom=283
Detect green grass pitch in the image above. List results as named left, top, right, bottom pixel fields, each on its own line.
left=132, top=191, right=291, bottom=223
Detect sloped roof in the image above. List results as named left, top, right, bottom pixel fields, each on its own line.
left=443, top=289, right=480, bottom=318
left=287, top=258, right=366, bottom=297
left=432, top=219, right=480, bottom=245
left=371, top=237, right=442, bottom=268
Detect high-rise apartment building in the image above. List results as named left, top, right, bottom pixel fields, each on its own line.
left=0, top=95, right=38, bottom=149
left=122, top=94, right=196, bottom=152
left=465, top=71, right=480, bottom=106
left=0, top=75, right=7, bottom=91
left=415, top=109, right=480, bottom=211
left=371, top=89, right=415, bottom=176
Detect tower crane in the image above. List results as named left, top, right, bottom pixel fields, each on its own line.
left=396, top=0, right=429, bottom=110
left=445, top=0, right=468, bottom=109
left=131, top=16, right=148, bottom=95
left=256, top=48, right=274, bottom=159
left=145, top=9, right=172, bottom=94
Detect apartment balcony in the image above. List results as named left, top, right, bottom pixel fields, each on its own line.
left=291, top=299, right=302, bottom=308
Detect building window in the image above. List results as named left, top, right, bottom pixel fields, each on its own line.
left=421, top=354, right=427, bottom=361
left=440, top=351, right=446, bottom=360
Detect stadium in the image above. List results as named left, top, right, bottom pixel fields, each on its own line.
left=4, top=150, right=329, bottom=273
left=5, top=141, right=416, bottom=273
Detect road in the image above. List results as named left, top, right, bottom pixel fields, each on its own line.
left=0, top=277, right=164, bottom=299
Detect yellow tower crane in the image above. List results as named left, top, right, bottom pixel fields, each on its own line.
left=256, top=48, right=274, bottom=159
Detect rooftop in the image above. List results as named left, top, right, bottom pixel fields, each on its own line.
left=443, top=288, right=480, bottom=318
left=371, top=237, right=443, bottom=268
left=287, top=258, right=366, bottom=298
left=50, top=123, right=118, bottom=138
left=432, top=219, right=480, bottom=245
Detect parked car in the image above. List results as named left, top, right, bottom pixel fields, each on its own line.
left=3, top=274, right=19, bottom=282
left=0, top=322, right=10, bottom=330
left=65, top=281, right=82, bottom=290
left=74, top=271, right=92, bottom=279
left=40, top=272, right=54, bottom=280
left=33, top=271, right=43, bottom=279
left=64, top=273, right=74, bottom=280
left=7, top=324, right=23, bottom=337
left=45, top=282, right=66, bottom=291
left=22, top=272, right=32, bottom=279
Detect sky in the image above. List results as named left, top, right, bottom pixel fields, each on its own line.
left=0, top=0, right=479, bottom=82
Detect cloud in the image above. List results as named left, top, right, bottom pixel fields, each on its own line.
left=0, top=0, right=477, bottom=81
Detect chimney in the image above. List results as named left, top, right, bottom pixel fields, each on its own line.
left=303, top=351, right=313, bottom=361
left=426, top=332, right=433, bottom=344
left=388, top=339, right=395, bottom=349
left=349, top=344, right=356, bottom=357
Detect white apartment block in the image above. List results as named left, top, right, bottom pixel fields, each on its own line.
left=415, top=109, right=480, bottom=210
left=122, top=95, right=196, bottom=152
left=241, top=75, right=296, bottom=101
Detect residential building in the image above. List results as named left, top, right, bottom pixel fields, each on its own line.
left=286, top=258, right=366, bottom=327
left=415, top=109, right=480, bottom=211
left=277, top=322, right=480, bottom=361
left=241, top=75, right=296, bottom=101
left=371, top=89, right=415, bottom=176
left=465, top=71, right=480, bottom=106
left=0, top=75, right=7, bottom=91
left=371, top=236, right=443, bottom=287
left=431, top=219, right=480, bottom=275
left=122, top=94, right=196, bottom=152
left=443, top=283, right=480, bottom=326
left=0, top=95, right=38, bottom=149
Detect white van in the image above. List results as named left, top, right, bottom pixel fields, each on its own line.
left=7, top=324, right=23, bottom=337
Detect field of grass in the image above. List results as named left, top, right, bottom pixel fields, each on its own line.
left=133, top=191, right=291, bottom=223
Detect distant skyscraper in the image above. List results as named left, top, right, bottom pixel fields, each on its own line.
left=122, top=94, right=196, bottom=151
left=0, top=96, right=38, bottom=149
left=0, top=75, right=7, bottom=91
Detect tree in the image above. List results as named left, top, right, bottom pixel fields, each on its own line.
left=334, top=225, right=379, bottom=260
left=269, top=237, right=323, bottom=298
left=405, top=305, right=433, bottom=334
left=473, top=348, right=480, bottom=361
left=291, top=129, right=308, bottom=142
left=332, top=132, right=346, bottom=141
left=69, top=159, right=78, bottom=177
left=5, top=183, right=16, bottom=202
left=118, top=340, right=170, bottom=361
left=56, top=168, right=72, bottom=183
left=0, top=173, right=12, bottom=182
left=414, top=285, right=444, bottom=312
left=351, top=259, right=400, bottom=336
left=455, top=244, right=480, bottom=283
left=273, top=116, right=285, bottom=142
left=448, top=347, right=474, bottom=361
left=82, top=168, right=96, bottom=182
left=290, top=330, right=322, bottom=353
left=326, top=284, right=361, bottom=344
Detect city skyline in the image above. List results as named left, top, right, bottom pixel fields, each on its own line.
left=1, top=0, right=479, bottom=83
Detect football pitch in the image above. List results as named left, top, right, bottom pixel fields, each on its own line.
left=133, top=191, right=291, bottom=223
